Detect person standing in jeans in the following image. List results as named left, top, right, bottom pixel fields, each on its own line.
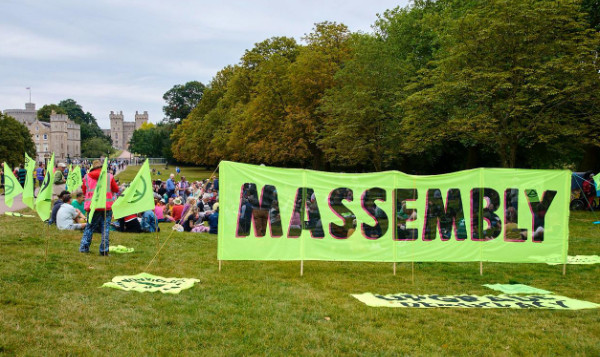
left=79, top=160, right=120, bottom=256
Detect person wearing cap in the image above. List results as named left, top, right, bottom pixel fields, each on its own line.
left=53, top=163, right=67, bottom=198
left=79, top=159, right=120, bottom=256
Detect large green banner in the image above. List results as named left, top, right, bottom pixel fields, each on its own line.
left=218, top=161, right=570, bottom=263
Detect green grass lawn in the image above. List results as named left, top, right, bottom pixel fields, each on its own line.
left=0, top=210, right=598, bottom=355
left=116, top=165, right=217, bottom=184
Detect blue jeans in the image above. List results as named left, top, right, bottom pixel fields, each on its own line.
left=80, top=210, right=112, bottom=254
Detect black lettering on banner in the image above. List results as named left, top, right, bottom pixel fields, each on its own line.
left=470, top=188, right=502, bottom=240
left=504, top=188, right=528, bottom=241
left=361, top=188, right=389, bottom=239
left=423, top=189, right=467, bottom=241
left=287, top=188, right=324, bottom=238
left=328, top=188, right=356, bottom=239
left=394, top=189, right=418, bottom=241
left=236, top=183, right=283, bottom=237
left=525, top=189, right=557, bottom=243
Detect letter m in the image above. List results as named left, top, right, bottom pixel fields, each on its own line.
left=236, top=183, right=282, bottom=237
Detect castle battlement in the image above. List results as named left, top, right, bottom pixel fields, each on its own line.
left=106, top=110, right=149, bottom=150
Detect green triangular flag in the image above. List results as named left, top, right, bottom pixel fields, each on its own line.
left=22, top=153, right=36, bottom=209
left=112, top=159, right=154, bottom=219
left=3, top=162, right=24, bottom=208
left=89, top=158, right=108, bottom=220
left=35, top=153, right=54, bottom=221
left=66, top=164, right=82, bottom=193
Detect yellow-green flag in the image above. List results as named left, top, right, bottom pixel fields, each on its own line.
left=89, top=158, right=108, bottom=219
left=22, top=153, right=36, bottom=209
left=594, top=173, right=599, bottom=197
left=3, top=162, right=24, bottom=208
left=112, top=159, right=154, bottom=219
left=35, top=153, right=54, bottom=221
left=66, top=164, right=82, bottom=193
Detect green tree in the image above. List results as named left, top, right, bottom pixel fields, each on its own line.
left=37, top=104, right=66, bottom=122
left=162, top=81, right=206, bottom=122
left=81, top=137, right=114, bottom=158
left=286, top=22, right=352, bottom=169
left=401, top=0, right=600, bottom=168
left=130, top=124, right=174, bottom=161
left=0, top=113, right=36, bottom=167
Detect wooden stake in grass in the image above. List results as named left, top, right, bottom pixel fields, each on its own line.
left=393, top=262, right=396, bottom=276
left=219, top=260, right=222, bottom=272
left=44, top=221, right=49, bottom=262
left=411, top=262, right=415, bottom=284
left=300, top=260, right=304, bottom=276
left=563, top=263, right=566, bottom=276
left=480, top=261, right=483, bottom=276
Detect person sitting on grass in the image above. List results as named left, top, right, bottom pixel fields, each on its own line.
left=208, top=207, right=219, bottom=234
left=49, top=190, right=70, bottom=225
left=171, top=197, right=184, bottom=222
left=116, top=214, right=142, bottom=233
left=56, top=194, right=87, bottom=231
left=141, top=210, right=159, bottom=233
left=70, top=190, right=86, bottom=215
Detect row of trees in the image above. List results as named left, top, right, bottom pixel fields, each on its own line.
left=171, top=0, right=600, bottom=173
left=38, top=99, right=113, bottom=157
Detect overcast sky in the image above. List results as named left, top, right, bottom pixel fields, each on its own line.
left=1, top=0, right=408, bottom=129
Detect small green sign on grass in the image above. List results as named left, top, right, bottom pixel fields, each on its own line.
left=102, top=273, right=199, bottom=294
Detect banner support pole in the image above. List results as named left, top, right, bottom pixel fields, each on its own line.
left=562, top=263, right=566, bottom=276
left=411, top=262, right=415, bottom=284
left=219, top=260, right=222, bottom=272
left=393, top=262, right=396, bottom=276
left=44, top=222, right=49, bottom=262
left=480, top=261, right=483, bottom=276
left=300, top=260, right=304, bottom=276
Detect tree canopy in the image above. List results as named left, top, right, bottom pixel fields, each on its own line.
left=171, top=0, right=600, bottom=173
left=162, top=81, right=206, bottom=122
left=0, top=113, right=36, bottom=167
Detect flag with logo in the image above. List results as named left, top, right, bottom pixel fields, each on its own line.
left=22, top=153, right=36, bottom=209
left=34, top=153, right=54, bottom=221
left=89, top=158, right=108, bottom=219
left=594, top=173, right=600, bottom=197
left=112, top=159, right=154, bottom=219
left=66, top=164, right=83, bottom=193
left=3, top=162, right=24, bottom=208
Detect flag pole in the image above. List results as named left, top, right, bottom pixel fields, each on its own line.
left=218, top=260, right=222, bottom=272
left=44, top=221, right=49, bottom=262
left=393, top=262, right=396, bottom=276
left=154, top=206, right=160, bottom=258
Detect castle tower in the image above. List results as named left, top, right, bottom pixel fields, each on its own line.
left=134, top=110, right=148, bottom=130
left=50, top=111, right=69, bottom=160
left=110, top=111, right=124, bottom=150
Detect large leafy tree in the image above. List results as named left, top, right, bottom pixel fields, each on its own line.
left=81, top=137, right=114, bottom=158
left=162, top=81, right=206, bottom=122
left=0, top=113, right=36, bottom=167
left=37, top=104, right=66, bottom=122
left=286, top=22, right=352, bottom=169
left=401, top=0, right=600, bottom=168
left=130, top=123, right=174, bottom=161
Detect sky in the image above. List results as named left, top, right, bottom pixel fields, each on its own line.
left=0, top=0, right=409, bottom=129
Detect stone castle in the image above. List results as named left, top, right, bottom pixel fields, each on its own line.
left=106, top=110, right=148, bottom=150
left=3, top=103, right=81, bottom=163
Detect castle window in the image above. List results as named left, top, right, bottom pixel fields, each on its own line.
left=43, top=134, right=47, bottom=140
